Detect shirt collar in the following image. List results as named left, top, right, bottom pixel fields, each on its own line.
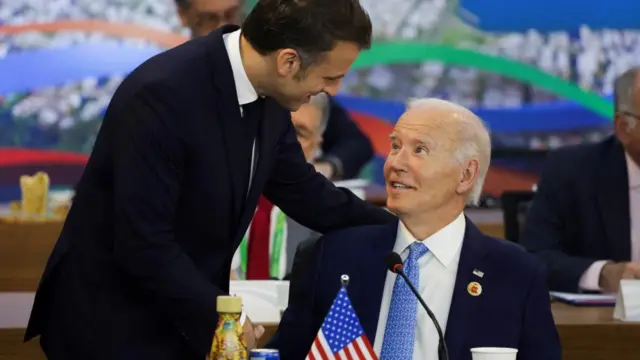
left=222, top=29, right=258, bottom=106
left=626, top=152, right=640, bottom=188
left=394, top=212, right=466, bottom=268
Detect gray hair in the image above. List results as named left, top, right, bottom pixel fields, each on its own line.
left=405, top=98, right=492, bottom=206
left=308, top=93, right=331, bottom=132
left=614, top=67, right=640, bottom=131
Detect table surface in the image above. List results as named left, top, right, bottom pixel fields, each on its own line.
left=0, top=303, right=638, bottom=360
left=551, top=302, right=621, bottom=324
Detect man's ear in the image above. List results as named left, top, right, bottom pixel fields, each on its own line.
left=614, top=113, right=632, bottom=145
left=177, top=6, right=189, bottom=27
left=456, top=159, right=479, bottom=195
left=275, top=49, right=301, bottom=77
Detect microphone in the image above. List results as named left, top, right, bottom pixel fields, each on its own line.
left=384, top=252, right=449, bottom=360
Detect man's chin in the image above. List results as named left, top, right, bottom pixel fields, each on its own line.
left=275, top=98, right=303, bottom=112
left=384, top=203, right=403, bottom=216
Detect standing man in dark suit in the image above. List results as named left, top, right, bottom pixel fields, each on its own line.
left=25, top=1, right=394, bottom=359
left=175, top=0, right=375, bottom=180
left=269, top=98, right=560, bottom=360
left=521, top=67, right=640, bottom=293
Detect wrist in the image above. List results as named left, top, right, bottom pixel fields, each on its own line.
left=599, top=261, right=616, bottom=288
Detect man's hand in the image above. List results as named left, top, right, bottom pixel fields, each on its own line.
left=313, top=162, right=334, bottom=179
left=243, top=316, right=265, bottom=350
left=599, top=262, right=640, bottom=292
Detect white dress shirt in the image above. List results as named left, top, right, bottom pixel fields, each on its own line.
left=579, top=153, right=640, bottom=291
left=223, top=29, right=259, bottom=107
left=373, top=213, right=466, bottom=360
left=223, top=29, right=259, bottom=188
left=223, top=28, right=259, bottom=325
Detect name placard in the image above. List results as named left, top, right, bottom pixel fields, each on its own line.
left=613, top=279, right=640, bottom=322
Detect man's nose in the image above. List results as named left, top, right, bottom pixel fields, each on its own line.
left=323, top=81, right=342, bottom=96
left=388, top=151, right=409, bottom=172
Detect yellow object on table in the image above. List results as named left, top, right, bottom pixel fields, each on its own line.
left=0, top=172, right=67, bottom=224
left=20, top=171, right=50, bottom=218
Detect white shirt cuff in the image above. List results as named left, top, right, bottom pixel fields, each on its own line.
left=579, top=260, right=609, bottom=291
left=240, top=311, right=247, bottom=326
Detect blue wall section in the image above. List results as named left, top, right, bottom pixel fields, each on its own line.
left=460, top=0, right=640, bottom=32
left=0, top=43, right=163, bottom=94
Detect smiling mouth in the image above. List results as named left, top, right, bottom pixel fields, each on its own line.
left=389, top=181, right=415, bottom=190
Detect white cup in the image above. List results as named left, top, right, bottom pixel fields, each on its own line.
left=470, top=347, right=518, bottom=360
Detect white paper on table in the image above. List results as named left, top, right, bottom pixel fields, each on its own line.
left=229, top=280, right=290, bottom=323
left=550, top=291, right=617, bottom=303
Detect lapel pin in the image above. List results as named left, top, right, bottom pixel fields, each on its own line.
left=467, top=281, right=482, bottom=296
left=473, top=269, right=484, bottom=278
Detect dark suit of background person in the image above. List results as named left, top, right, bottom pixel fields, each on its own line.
left=24, top=23, right=394, bottom=360
left=317, top=98, right=374, bottom=179
left=520, top=136, right=637, bottom=292
left=268, top=220, right=561, bottom=360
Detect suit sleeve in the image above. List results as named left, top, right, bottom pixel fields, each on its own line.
left=518, top=264, right=562, bottom=360
left=263, top=116, right=395, bottom=234
left=112, top=85, right=222, bottom=357
left=520, top=151, right=598, bottom=292
left=267, top=238, right=324, bottom=360
left=318, top=99, right=374, bottom=179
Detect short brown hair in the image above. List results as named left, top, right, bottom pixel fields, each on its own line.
left=241, top=0, right=372, bottom=68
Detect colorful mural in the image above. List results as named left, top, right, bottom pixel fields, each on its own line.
left=2, top=0, right=638, bottom=202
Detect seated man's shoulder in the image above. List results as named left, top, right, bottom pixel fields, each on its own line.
left=480, top=235, right=541, bottom=276
left=320, top=223, right=392, bottom=243
left=314, top=223, right=394, bottom=255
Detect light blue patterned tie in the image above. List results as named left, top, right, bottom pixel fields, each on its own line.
left=380, top=242, right=428, bottom=360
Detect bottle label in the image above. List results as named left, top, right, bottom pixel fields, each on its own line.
left=210, top=313, right=248, bottom=360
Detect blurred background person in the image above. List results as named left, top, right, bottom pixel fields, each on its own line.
left=521, top=67, right=640, bottom=293
left=174, top=0, right=375, bottom=180
left=175, top=0, right=242, bottom=38
left=231, top=93, right=331, bottom=280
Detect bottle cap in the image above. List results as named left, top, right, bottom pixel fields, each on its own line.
left=217, top=295, right=243, bottom=313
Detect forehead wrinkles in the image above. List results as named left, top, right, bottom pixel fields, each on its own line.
left=394, top=114, right=461, bottom=151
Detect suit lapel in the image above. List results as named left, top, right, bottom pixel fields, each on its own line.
left=209, top=25, right=247, bottom=225
left=445, top=218, right=489, bottom=360
left=596, top=138, right=631, bottom=260
left=353, top=221, right=398, bottom=342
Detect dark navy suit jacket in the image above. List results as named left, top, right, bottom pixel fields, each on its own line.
left=268, top=219, right=561, bottom=360
left=319, top=99, right=374, bottom=179
left=25, top=25, right=394, bottom=360
left=521, top=136, right=631, bottom=292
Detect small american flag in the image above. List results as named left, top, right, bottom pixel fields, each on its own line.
left=306, top=286, right=378, bottom=360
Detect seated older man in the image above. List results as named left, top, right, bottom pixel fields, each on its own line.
left=267, top=98, right=560, bottom=360
left=231, top=93, right=329, bottom=280
left=521, top=67, right=640, bottom=293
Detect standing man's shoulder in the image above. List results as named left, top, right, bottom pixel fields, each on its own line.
left=474, top=232, right=544, bottom=289
left=111, top=35, right=215, bottom=107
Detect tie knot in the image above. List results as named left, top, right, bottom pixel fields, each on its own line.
left=407, top=242, right=428, bottom=261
